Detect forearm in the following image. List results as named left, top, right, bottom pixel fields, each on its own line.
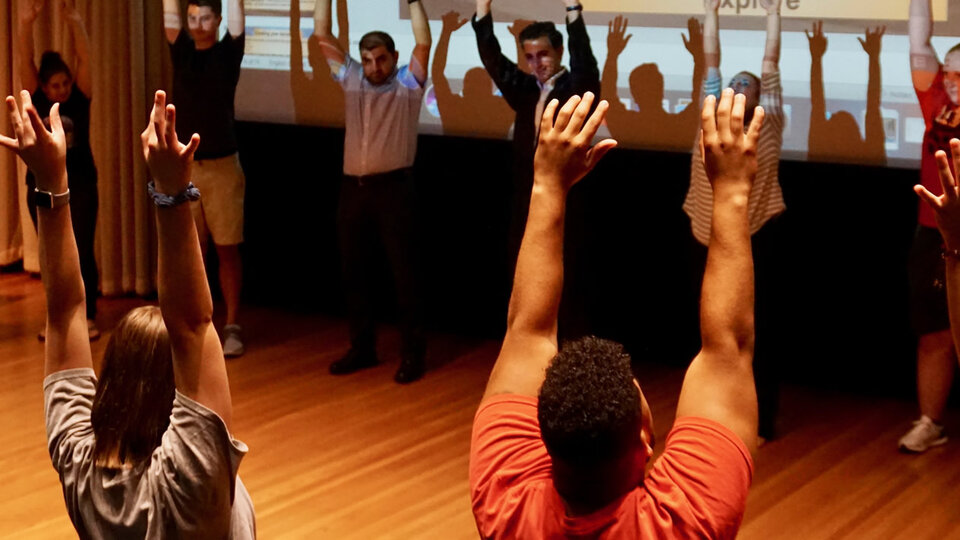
left=156, top=204, right=214, bottom=338
left=410, top=1, right=432, bottom=47
left=762, top=11, right=780, bottom=74
left=227, top=0, right=244, bottom=36
left=336, top=0, right=349, bottom=49
left=476, top=0, right=491, bottom=19
left=564, top=0, right=581, bottom=23
left=947, top=257, right=960, bottom=358
left=601, top=55, right=619, bottom=101
left=314, top=0, right=334, bottom=39
left=163, top=0, right=182, bottom=32
left=37, top=171, right=85, bottom=322
left=506, top=184, right=565, bottom=340
left=700, top=189, right=754, bottom=354
left=810, top=57, right=824, bottom=116
left=433, top=31, right=452, bottom=93
left=910, top=0, right=936, bottom=57
left=704, top=11, right=720, bottom=69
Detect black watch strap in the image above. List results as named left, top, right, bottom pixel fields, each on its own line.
left=34, top=187, right=71, bottom=209
left=566, top=4, right=583, bottom=12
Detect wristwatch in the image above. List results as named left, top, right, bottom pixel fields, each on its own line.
left=34, top=187, right=71, bottom=209
left=566, top=3, right=584, bottom=12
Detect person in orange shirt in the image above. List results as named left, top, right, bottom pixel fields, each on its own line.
left=469, top=89, right=763, bottom=538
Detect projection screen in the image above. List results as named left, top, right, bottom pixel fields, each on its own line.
left=227, top=0, right=960, bottom=167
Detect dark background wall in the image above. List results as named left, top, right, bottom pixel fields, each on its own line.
left=235, top=121, right=920, bottom=396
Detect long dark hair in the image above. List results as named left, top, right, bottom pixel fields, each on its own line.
left=38, top=51, right=72, bottom=85
left=91, top=306, right=175, bottom=466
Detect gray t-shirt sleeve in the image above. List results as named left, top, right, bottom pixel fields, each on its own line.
left=44, top=368, right=98, bottom=475
left=43, top=369, right=254, bottom=538
left=148, top=390, right=250, bottom=534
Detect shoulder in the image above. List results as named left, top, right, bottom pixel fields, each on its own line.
left=643, top=417, right=753, bottom=536
left=44, top=368, right=98, bottom=474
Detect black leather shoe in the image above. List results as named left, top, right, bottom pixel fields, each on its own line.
left=329, top=348, right=378, bottom=375
left=394, top=357, right=425, bottom=384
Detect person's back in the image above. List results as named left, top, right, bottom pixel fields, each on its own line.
left=45, top=367, right=255, bottom=538
left=468, top=89, right=764, bottom=538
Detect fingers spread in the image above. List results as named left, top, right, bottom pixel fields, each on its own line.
left=182, top=133, right=201, bottom=159
left=717, top=88, right=734, bottom=139
left=746, top=106, right=765, bottom=148
left=579, top=99, right=610, bottom=143
left=700, top=94, right=718, bottom=143
left=4, top=96, right=22, bottom=139
left=553, top=95, right=582, bottom=134
left=915, top=184, right=941, bottom=211
left=0, top=135, right=19, bottom=152
left=566, top=92, right=595, bottom=136
left=539, top=99, right=559, bottom=140
left=730, top=93, right=746, bottom=138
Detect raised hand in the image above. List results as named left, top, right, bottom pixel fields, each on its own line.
left=917, top=139, right=960, bottom=250
left=682, top=17, right=703, bottom=56
left=607, top=16, right=632, bottom=56
left=20, top=0, right=44, bottom=23
left=534, top=92, right=618, bottom=192
left=140, top=90, right=200, bottom=195
left=508, top=18, right=534, bottom=39
left=0, top=90, right=67, bottom=188
left=858, top=26, right=886, bottom=56
left=759, top=0, right=781, bottom=15
left=441, top=10, right=468, bottom=33
left=805, top=20, right=827, bottom=58
left=700, top=89, right=764, bottom=194
left=60, top=0, right=81, bottom=23
left=704, top=0, right=720, bottom=12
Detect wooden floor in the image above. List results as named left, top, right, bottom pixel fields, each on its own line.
left=1, top=272, right=960, bottom=539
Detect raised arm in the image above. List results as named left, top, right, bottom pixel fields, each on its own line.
left=676, top=90, right=765, bottom=455
left=1, top=92, right=92, bottom=376
left=163, top=0, right=182, bottom=44
left=473, top=1, right=530, bottom=109
left=408, top=0, right=432, bottom=85
left=861, top=26, right=886, bottom=160
left=760, top=0, right=781, bottom=75
left=566, top=2, right=599, bottom=92
left=602, top=16, right=631, bottom=113
left=433, top=12, right=468, bottom=103
left=704, top=0, right=720, bottom=72
left=227, top=0, right=244, bottom=37
left=806, top=21, right=827, bottom=124
left=313, top=0, right=346, bottom=65
left=917, top=140, right=960, bottom=358
left=18, top=0, right=42, bottom=92
left=683, top=17, right=706, bottom=107
left=61, top=0, right=92, bottom=97
left=141, top=91, right=233, bottom=429
left=482, top=92, right=616, bottom=401
left=910, top=0, right=940, bottom=92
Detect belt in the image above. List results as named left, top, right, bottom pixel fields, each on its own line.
left=345, top=168, right=410, bottom=186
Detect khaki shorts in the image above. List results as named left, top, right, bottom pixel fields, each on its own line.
left=190, top=153, right=245, bottom=246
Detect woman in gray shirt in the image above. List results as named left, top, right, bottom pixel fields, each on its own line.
left=0, top=89, right=255, bottom=538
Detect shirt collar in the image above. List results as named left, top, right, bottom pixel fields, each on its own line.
left=538, top=67, right=568, bottom=92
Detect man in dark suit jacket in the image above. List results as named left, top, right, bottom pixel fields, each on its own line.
left=473, top=0, right=600, bottom=336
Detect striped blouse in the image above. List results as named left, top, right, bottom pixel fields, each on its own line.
left=683, top=69, right=785, bottom=246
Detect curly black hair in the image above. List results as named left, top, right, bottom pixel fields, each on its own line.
left=537, top=336, right=641, bottom=469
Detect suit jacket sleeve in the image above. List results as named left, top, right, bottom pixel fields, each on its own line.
left=566, top=16, right=600, bottom=96
left=473, top=13, right=533, bottom=111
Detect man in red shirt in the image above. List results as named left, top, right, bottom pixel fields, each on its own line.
left=899, top=0, right=960, bottom=453
left=469, top=88, right=764, bottom=538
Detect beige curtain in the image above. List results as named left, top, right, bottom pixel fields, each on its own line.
left=1, top=0, right=171, bottom=295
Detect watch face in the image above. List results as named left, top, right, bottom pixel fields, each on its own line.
left=35, top=190, right=54, bottom=209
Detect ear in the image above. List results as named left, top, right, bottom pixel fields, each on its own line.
left=557, top=45, right=565, bottom=59
left=393, top=50, right=400, bottom=63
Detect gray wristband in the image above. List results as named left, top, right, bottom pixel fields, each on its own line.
left=148, top=181, right=201, bottom=208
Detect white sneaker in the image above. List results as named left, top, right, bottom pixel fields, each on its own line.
left=898, top=416, right=947, bottom=453
left=222, top=324, right=245, bottom=358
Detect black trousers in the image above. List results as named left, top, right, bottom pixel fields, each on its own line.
left=27, top=173, right=99, bottom=320
left=337, top=169, right=425, bottom=359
